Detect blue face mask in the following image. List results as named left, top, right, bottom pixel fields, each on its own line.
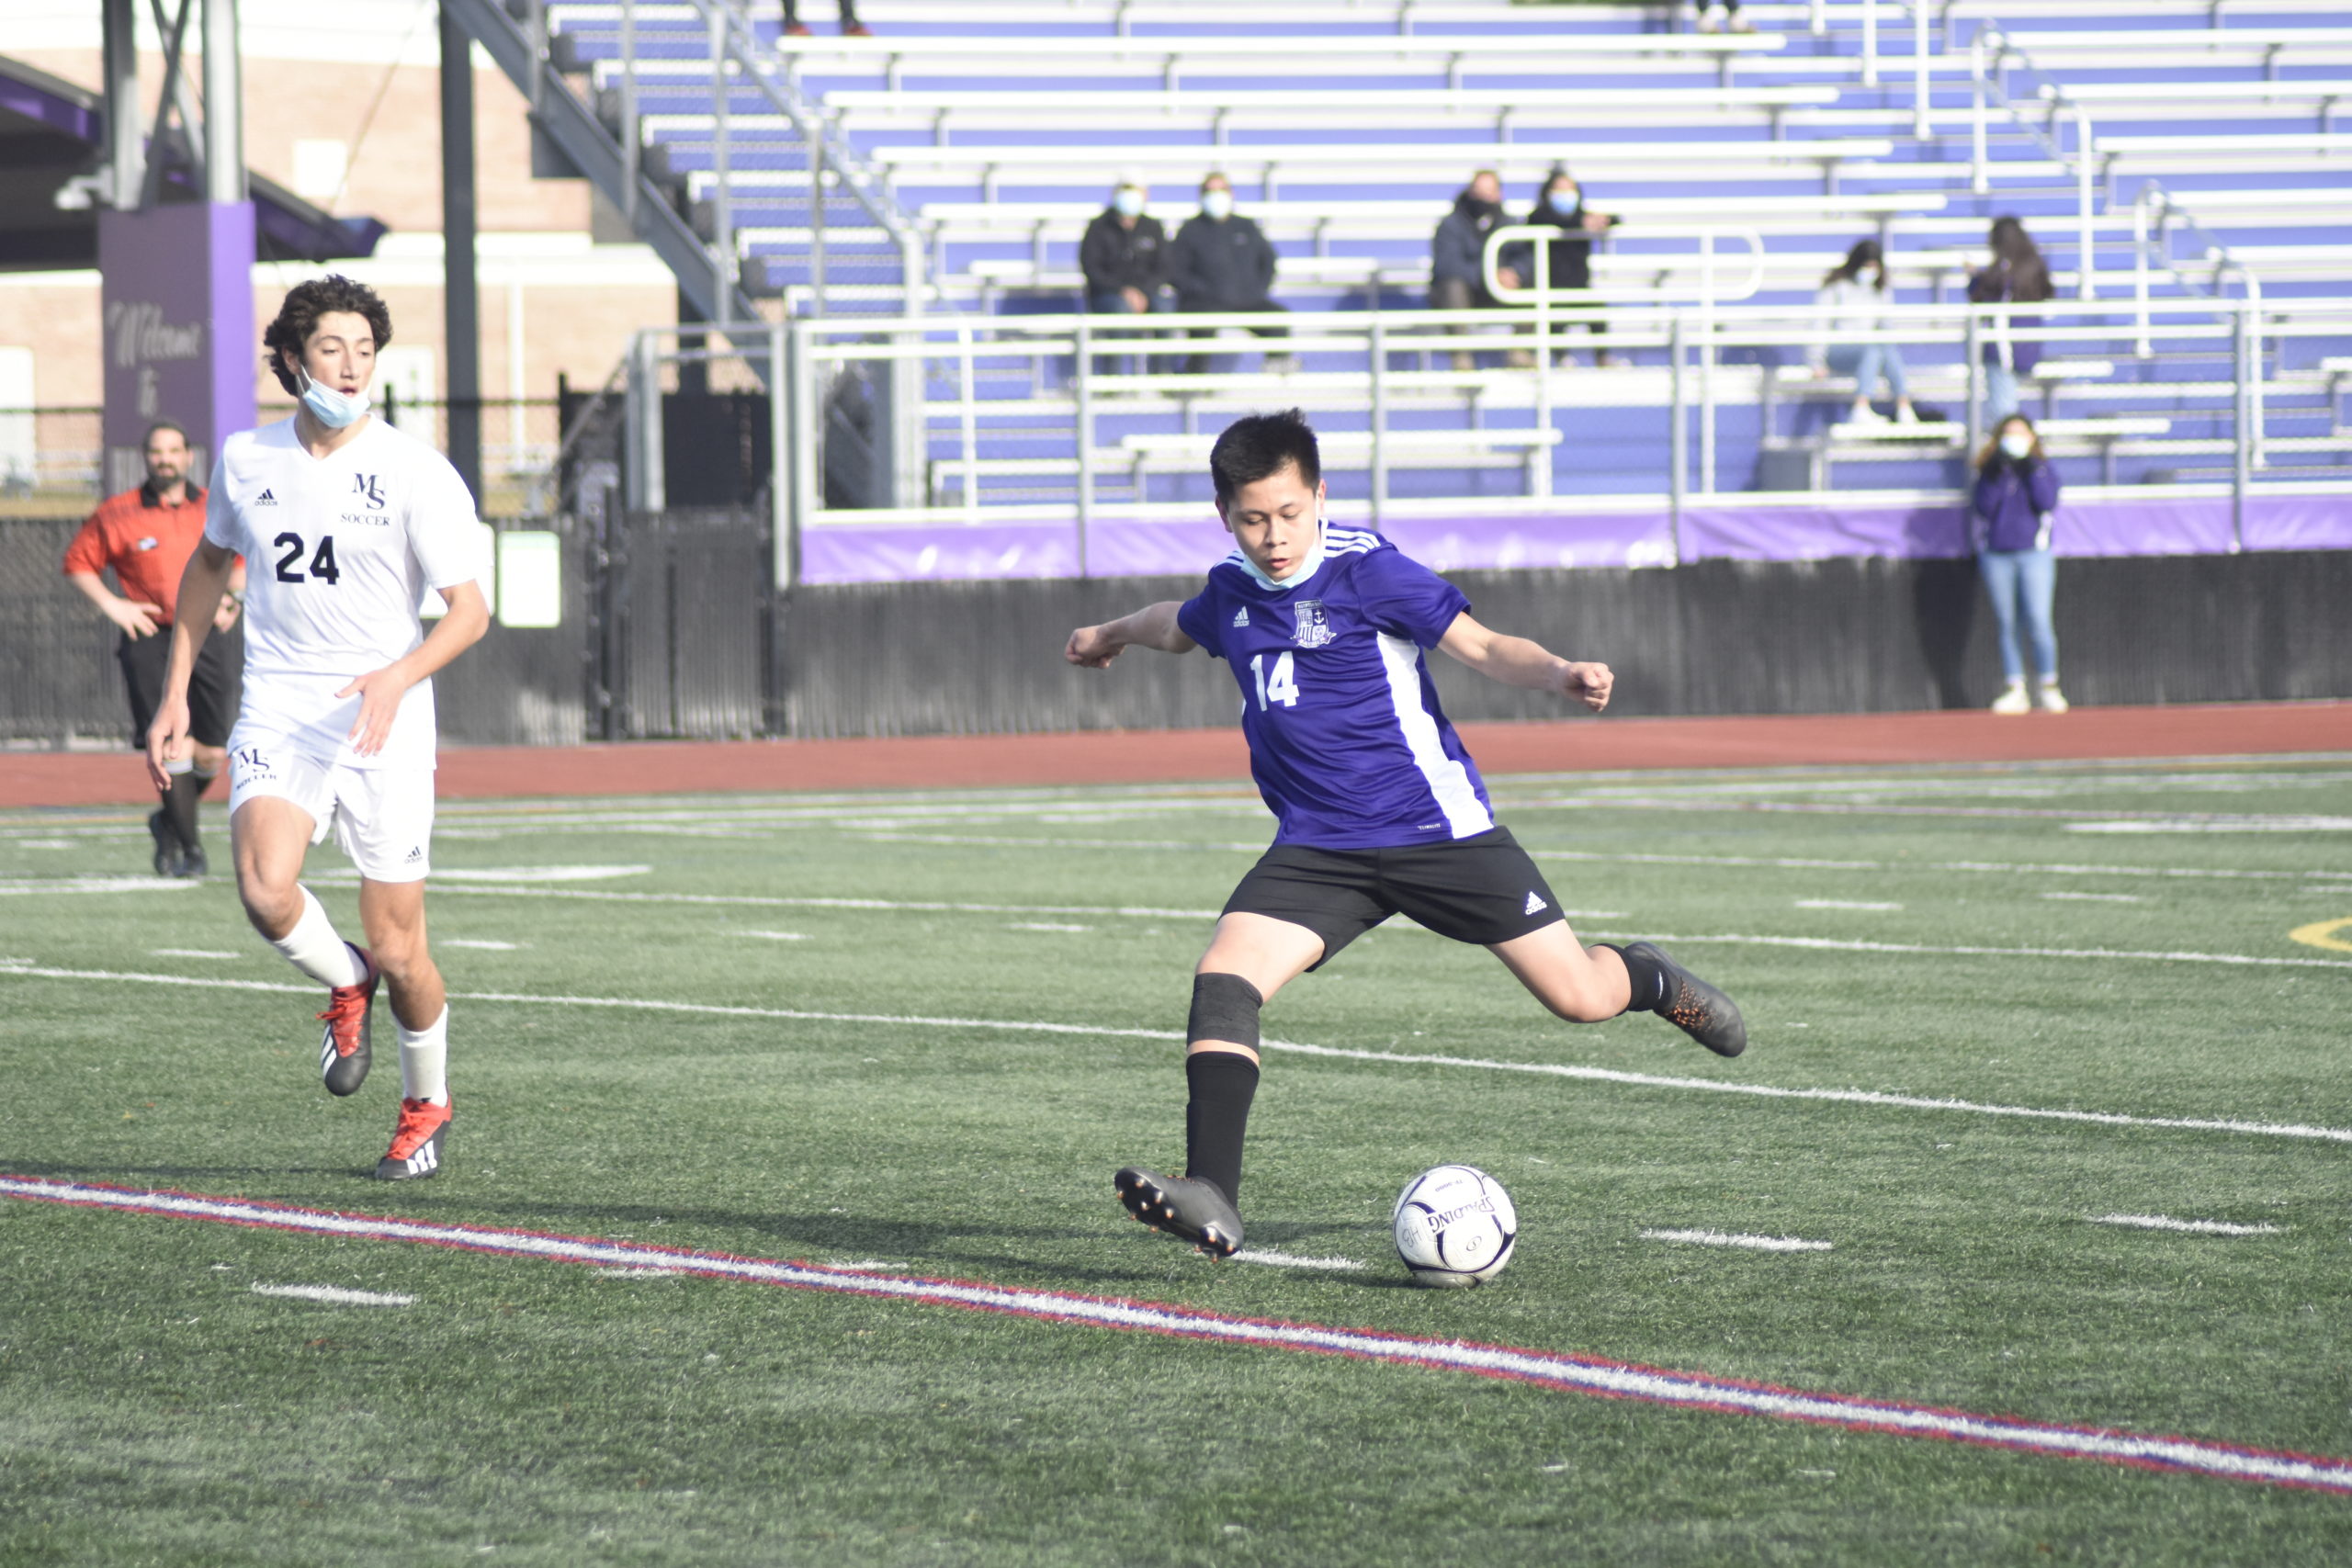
left=297, top=367, right=371, bottom=429
left=1113, top=188, right=1144, bottom=218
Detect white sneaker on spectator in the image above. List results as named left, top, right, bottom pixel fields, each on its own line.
left=1991, top=680, right=2031, bottom=716
left=1697, top=4, right=1728, bottom=32
left=2037, top=682, right=2070, bottom=714
left=1894, top=403, right=1921, bottom=424
left=1729, top=9, right=1758, bottom=31
left=1844, top=404, right=1888, bottom=427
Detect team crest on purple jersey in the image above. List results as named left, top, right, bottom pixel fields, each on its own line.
left=1292, top=600, right=1334, bottom=648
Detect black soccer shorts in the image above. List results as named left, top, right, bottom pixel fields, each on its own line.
left=1221, top=826, right=1568, bottom=968
left=119, top=620, right=243, bottom=750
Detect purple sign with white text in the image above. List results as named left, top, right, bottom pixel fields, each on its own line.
left=99, top=202, right=255, bottom=497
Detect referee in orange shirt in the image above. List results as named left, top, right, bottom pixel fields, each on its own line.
left=63, top=420, right=246, bottom=876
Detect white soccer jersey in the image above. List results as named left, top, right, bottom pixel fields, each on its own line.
left=205, top=416, right=484, bottom=769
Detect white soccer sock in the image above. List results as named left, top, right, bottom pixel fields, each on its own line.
left=398, top=1007, right=450, bottom=1106
left=269, top=887, right=367, bottom=987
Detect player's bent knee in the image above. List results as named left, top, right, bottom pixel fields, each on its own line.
left=1188, top=972, right=1264, bottom=1050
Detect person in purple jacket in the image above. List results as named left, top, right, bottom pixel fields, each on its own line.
left=1973, top=413, right=2067, bottom=715
left=1062, top=409, right=1746, bottom=1259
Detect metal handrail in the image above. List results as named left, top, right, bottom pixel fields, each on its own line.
left=684, top=0, right=929, bottom=316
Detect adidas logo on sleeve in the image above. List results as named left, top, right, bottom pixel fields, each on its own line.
left=1523, top=891, right=1548, bottom=916
left=1232, top=607, right=1250, bottom=626
left=254, top=489, right=277, bottom=505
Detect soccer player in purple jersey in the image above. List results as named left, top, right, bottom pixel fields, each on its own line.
left=1064, top=410, right=1747, bottom=1258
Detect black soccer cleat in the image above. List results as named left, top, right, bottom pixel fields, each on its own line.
left=375, top=1097, right=451, bottom=1180
left=147, top=810, right=184, bottom=877
left=1115, top=1167, right=1244, bottom=1258
left=178, top=841, right=209, bottom=879
left=1628, top=941, right=1747, bottom=1058
left=317, top=945, right=379, bottom=1097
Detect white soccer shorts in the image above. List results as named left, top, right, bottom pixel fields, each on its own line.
left=227, top=739, right=435, bottom=883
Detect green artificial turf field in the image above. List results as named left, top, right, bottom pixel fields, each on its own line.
left=3, top=755, right=2350, bottom=1565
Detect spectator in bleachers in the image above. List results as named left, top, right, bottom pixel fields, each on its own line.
left=781, top=0, right=869, bottom=36
left=1170, top=174, right=1292, bottom=375
left=1081, top=182, right=1171, bottom=374
left=1508, top=164, right=1622, bottom=367
left=1968, top=217, right=2053, bottom=425
left=1430, top=169, right=1530, bottom=372
left=1972, top=413, right=2068, bottom=715
left=1696, top=1, right=1758, bottom=34
left=1809, top=239, right=1919, bottom=426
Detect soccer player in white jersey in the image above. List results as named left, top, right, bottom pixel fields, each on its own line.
left=144, top=276, right=489, bottom=1180
left=1066, top=410, right=1747, bottom=1258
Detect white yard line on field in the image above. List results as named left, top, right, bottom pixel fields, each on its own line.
left=18, top=1178, right=2341, bottom=1495
left=150, top=949, right=243, bottom=960
left=2041, top=892, right=2144, bottom=903
left=2089, top=1214, right=2283, bottom=1236
left=249, top=1282, right=415, bottom=1306
left=1231, top=1250, right=1368, bottom=1271
left=1640, top=1230, right=1834, bottom=1253
left=5, top=962, right=2348, bottom=1145
left=0, top=877, right=198, bottom=896
left=1793, top=900, right=1904, bottom=911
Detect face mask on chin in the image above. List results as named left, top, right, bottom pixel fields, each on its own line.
left=297, top=367, right=371, bottom=430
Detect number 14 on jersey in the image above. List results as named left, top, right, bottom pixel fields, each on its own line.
left=1250, top=651, right=1299, bottom=710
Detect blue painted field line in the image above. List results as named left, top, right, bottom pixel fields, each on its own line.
left=6, top=1176, right=2348, bottom=1497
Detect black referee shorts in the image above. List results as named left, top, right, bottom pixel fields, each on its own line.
left=119, top=621, right=243, bottom=750
left=1222, top=826, right=1567, bottom=969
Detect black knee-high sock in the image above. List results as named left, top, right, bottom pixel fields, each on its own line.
left=164, top=769, right=209, bottom=851
left=1183, top=1052, right=1260, bottom=1206
left=1601, top=943, right=1670, bottom=1014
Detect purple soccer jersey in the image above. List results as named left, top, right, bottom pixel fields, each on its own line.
left=1176, top=525, right=1495, bottom=850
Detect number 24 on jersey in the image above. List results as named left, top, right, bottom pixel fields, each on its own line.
left=1250, top=651, right=1299, bottom=710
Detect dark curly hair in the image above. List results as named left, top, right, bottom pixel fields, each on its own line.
left=262, top=275, right=393, bottom=395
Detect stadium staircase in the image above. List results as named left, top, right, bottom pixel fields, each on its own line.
left=457, top=0, right=2352, bottom=521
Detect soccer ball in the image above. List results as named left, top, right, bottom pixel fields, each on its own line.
left=1391, top=1165, right=1517, bottom=1288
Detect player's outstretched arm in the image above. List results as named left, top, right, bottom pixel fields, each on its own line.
left=337, top=580, right=492, bottom=757
left=1065, top=601, right=1197, bottom=668
left=143, top=540, right=237, bottom=788
left=1435, top=612, right=1612, bottom=713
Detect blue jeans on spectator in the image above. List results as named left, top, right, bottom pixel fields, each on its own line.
left=1983, top=363, right=2021, bottom=424
left=1978, top=546, right=2059, bottom=682
left=1087, top=288, right=1171, bottom=374
left=1826, top=342, right=1907, bottom=402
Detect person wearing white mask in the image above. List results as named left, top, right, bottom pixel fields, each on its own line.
left=1809, top=239, right=1918, bottom=426
left=1970, top=414, right=2067, bottom=714
left=142, top=276, right=491, bottom=1180
left=1169, top=173, right=1292, bottom=374
left=1080, top=181, right=1171, bottom=374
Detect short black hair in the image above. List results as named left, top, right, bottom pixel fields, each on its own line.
left=1209, top=409, right=1320, bottom=504
left=141, top=420, right=189, bottom=449
left=262, top=275, right=393, bottom=395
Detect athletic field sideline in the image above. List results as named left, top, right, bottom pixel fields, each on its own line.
left=4, top=757, right=2349, bottom=1562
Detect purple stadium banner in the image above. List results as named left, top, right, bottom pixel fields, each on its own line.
left=98, top=202, right=256, bottom=498
left=799, top=493, right=2352, bottom=585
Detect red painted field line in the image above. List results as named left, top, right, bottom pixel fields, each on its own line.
left=6, top=1174, right=2349, bottom=1495
left=6, top=701, right=2348, bottom=808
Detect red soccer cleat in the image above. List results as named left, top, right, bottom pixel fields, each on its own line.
left=376, top=1097, right=452, bottom=1181
left=317, top=945, right=379, bottom=1097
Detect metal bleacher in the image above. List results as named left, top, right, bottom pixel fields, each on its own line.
left=459, top=0, right=2352, bottom=559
